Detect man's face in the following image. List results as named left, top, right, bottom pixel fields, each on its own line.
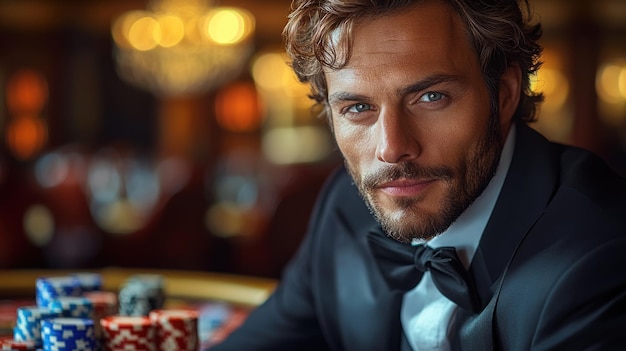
left=325, top=1, right=510, bottom=243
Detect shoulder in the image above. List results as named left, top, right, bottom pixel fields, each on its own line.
left=521, top=133, right=626, bottom=252
left=559, top=144, right=626, bottom=201
left=495, top=126, right=626, bottom=329
left=552, top=142, right=626, bottom=232
left=516, top=123, right=626, bottom=231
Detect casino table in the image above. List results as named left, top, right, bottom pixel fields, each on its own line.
left=0, top=267, right=277, bottom=349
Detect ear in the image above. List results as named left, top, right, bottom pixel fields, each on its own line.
left=498, top=64, right=522, bottom=137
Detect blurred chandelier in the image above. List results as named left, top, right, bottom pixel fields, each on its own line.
left=111, top=0, right=255, bottom=96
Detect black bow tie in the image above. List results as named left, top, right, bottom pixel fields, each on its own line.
left=368, top=229, right=480, bottom=313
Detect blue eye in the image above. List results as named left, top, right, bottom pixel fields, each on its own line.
left=347, top=103, right=372, bottom=113
left=420, top=92, right=444, bottom=102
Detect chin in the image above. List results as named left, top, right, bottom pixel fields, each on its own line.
left=376, top=206, right=444, bottom=243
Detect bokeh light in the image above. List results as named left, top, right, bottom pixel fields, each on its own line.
left=111, top=1, right=255, bottom=95
left=6, top=115, right=48, bottom=161
left=35, top=152, right=70, bottom=188
left=596, top=59, right=626, bottom=127
left=215, top=82, right=263, bottom=132
left=596, top=61, right=626, bottom=104
left=156, top=14, right=185, bottom=47
left=6, top=69, right=48, bottom=114
left=4, top=69, right=48, bottom=161
left=531, top=67, right=569, bottom=111
left=262, top=126, right=333, bottom=165
left=202, top=8, right=254, bottom=45
left=23, top=204, right=55, bottom=247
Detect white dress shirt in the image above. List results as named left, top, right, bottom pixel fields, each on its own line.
left=401, top=125, right=516, bottom=350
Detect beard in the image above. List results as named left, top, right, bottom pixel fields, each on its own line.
left=346, top=115, right=503, bottom=244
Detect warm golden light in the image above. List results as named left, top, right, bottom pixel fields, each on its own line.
left=128, top=16, right=160, bottom=51
left=205, top=203, right=245, bottom=238
left=262, top=126, right=333, bottom=164
left=619, top=68, right=626, bottom=99
left=111, top=11, right=146, bottom=49
left=251, top=50, right=333, bottom=164
left=156, top=14, right=185, bottom=47
left=111, top=0, right=255, bottom=96
left=596, top=63, right=626, bottom=104
left=203, top=8, right=253, bottom=45
left=252, top=53, right=285, bottom=91
left=252, top=52, right=307, bottom=96
left=94, top=199, right=146, bottom=235
left=596, top=59, right=626, bottom=127
left=527, top=49, right=573, bottom=144
left=531, top=67, right=569, bottom=111
left=24, top=204, right=55, bottom=247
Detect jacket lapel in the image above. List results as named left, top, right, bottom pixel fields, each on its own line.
left=317, top=176, right=407, bottom=350
left=471, top=123, right=559, bottom=304
left=461, top=123, right=560, bottom=349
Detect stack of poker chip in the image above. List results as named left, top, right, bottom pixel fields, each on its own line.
left=5, top=272, right=207, bottom=350
left=118, top=275, right=165, bottom=317
left=48, top=297, right=93, bottom=319
left=149, top=309, right=199, bottom=351
left=0, top=336, right=36, bottom=350
left=12, top=306, right=61, bottom=347
left=31, top=274, right=105, bottom=350
left=100, top=316, right=156, bottom=351
left=41, top=318, right=96, bottom=351
left=83, top=291, right=118, bottom=341
left=35, top=277, right=82, bottom=308
left=71, top=273, right=103, bottom=293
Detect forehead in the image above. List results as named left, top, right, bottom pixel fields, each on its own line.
left=326, top=1, right=477, bottom=89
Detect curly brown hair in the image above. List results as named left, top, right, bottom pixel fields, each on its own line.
left=283, top=0, right=544, bottom=123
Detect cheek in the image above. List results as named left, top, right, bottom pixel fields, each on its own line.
left=333, top=120, right=370, bottom=158
left=419, top=125, right=486, bottom=173
left=439, top=104, right=492, bottom=151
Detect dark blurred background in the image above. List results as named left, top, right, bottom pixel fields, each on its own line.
left=0, top=0, right=624, bottom=279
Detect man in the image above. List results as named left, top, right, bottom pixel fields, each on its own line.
left=209, top=0, right=626, bottom=350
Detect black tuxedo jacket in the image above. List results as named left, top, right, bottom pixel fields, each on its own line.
left=209, top=123, right=626, bottom=351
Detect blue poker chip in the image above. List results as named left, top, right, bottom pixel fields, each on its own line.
left=17, top=306, right=61, bottom=326
left=13, top=306, right=62, bottom=346
left=48, top=297, right=93, bottom=319
left=13, top=323, right=32, bottom=341
left=71, top=273, right=102, bottom=293
left=35, top=277, right=82, bottom=308
left=40, top=318, right=95, bottom=351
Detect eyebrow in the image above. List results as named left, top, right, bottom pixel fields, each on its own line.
left=328, top=73, right=461, bottom=105
left=327, top=91, right=371, bottom=106
left=398, top=74, right=460, bottom=96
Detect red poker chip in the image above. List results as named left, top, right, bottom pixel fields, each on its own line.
left=150, top=309, right=198, bottom=331
left=102, top=339, right=155, bottom=351
left=149, top=309, right=198, bottom=321
left=149, top=309, right=199, bottom=351
left=100, top=316, right=156, bottom=350
left=84, top=291, right=117, bottom=305
left=84, top=291, right=118, bottom=315
left=101, top=315, right=153, bottom=329
left=0, top=337, right=36, bottom=350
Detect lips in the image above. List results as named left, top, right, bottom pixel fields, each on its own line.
left=377, top=178, right=437, bottom=196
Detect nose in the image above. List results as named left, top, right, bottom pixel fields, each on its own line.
left=375, top=108, right=421, bottom=163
